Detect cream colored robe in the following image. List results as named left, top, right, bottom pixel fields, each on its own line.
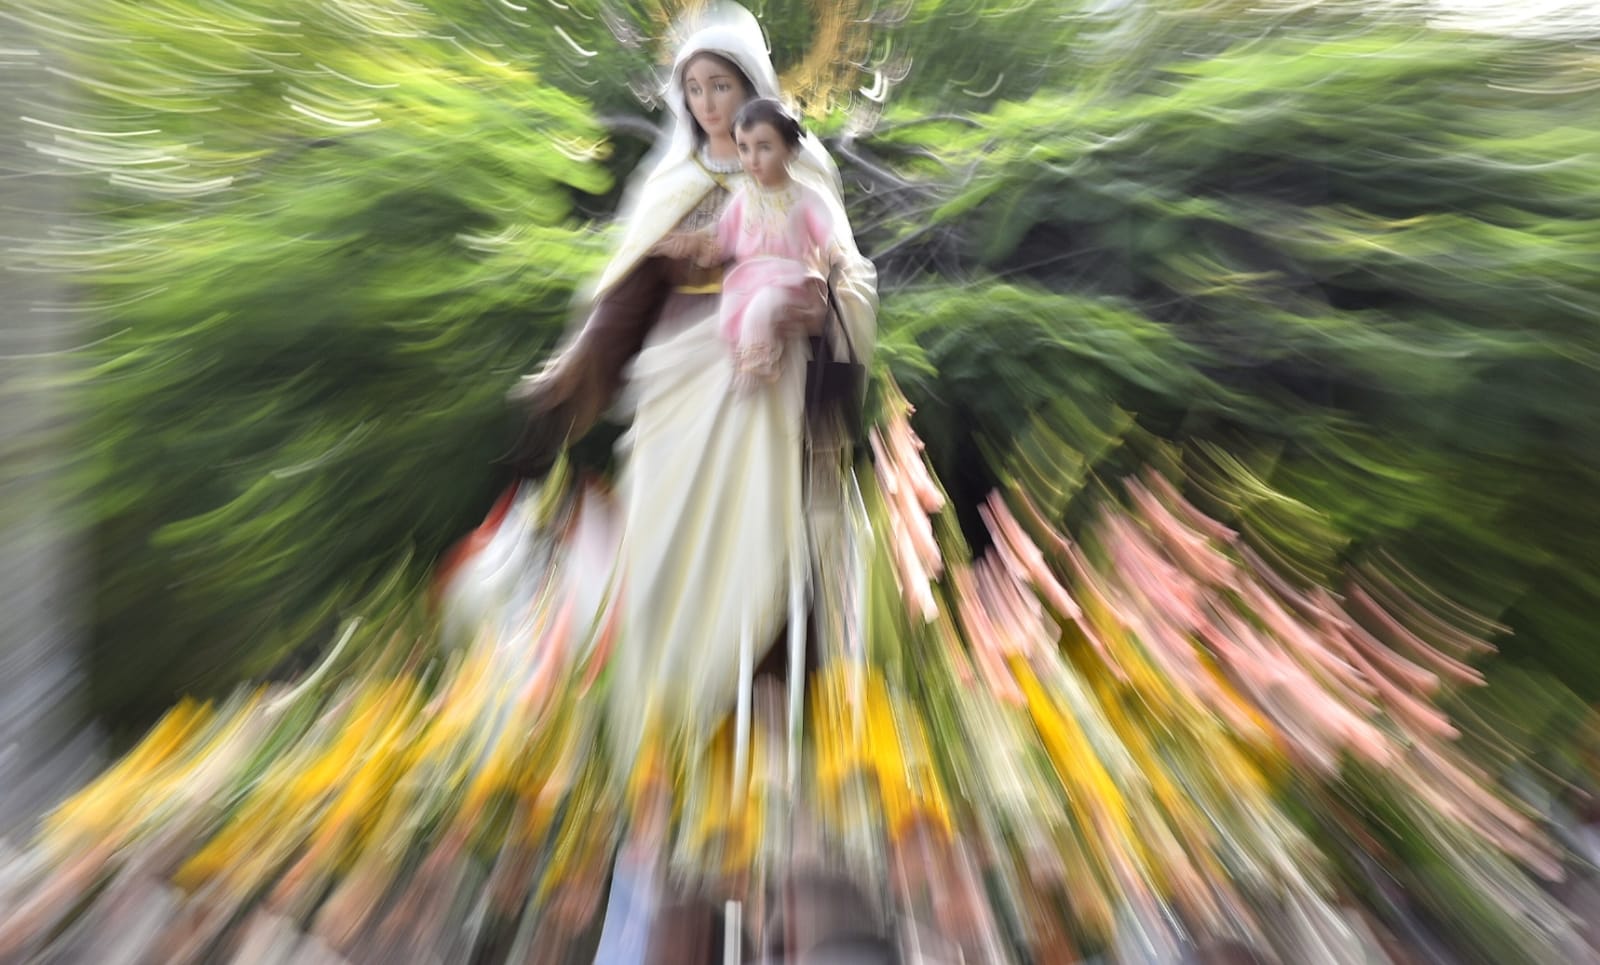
left=499, top=5, right=877, bottom=769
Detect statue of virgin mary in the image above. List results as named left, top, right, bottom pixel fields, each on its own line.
left=491, top=1, right=878, bottom=780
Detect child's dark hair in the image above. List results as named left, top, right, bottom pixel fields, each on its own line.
left=733, top=97, right=803, bottom=148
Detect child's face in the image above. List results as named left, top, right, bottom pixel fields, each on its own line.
left=735, top=121, right=793, bottom=189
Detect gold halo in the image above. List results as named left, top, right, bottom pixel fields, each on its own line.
left=778, top=0, right=870, bottom=117
left=654, top=0, right=873, bottom=117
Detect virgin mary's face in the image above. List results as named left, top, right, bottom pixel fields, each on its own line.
left=681, top=53, right=750, bottom=141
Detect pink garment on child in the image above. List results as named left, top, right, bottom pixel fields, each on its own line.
left=715, top=181, right=833, bottom=385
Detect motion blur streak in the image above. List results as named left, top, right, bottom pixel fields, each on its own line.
left=4, top=1, right=1600, bottom=963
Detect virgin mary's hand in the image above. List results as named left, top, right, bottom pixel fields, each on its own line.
left=776, top=279, right=828, bottom=338
left=648, top=233, right=699, bottom=260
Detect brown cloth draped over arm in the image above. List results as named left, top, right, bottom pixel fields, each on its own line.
left=503, top=255, right=670, bottom=479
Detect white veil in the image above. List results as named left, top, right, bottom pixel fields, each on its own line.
left=650, top=3, right=836, bottom=195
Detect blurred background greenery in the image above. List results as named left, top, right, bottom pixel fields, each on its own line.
left=5, top=0, right=1597, bottom=776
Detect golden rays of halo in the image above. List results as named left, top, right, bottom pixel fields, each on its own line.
left=778, top=0, right=872, bottom=116
left=652, top=0, right=875, bottom=117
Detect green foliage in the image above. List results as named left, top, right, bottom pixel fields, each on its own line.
left=25, top=0, right=1600, bottom=752
left=35, top=0, right=610, bottom=723
left=864, top=20, right=1600, bottom=696
left=8, top=0, right=1596, bottom=954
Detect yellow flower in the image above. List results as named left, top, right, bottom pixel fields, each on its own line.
left=1012, top=655, right=1136, bottom=850
left=44, top=698, right=214, bottom=846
